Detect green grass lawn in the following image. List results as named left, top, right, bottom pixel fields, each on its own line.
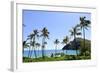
left=23, top=55, right=91, bottom=62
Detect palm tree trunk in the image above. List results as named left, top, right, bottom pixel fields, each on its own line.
left=30, top=47, right=33, bottom=58
left=29, top=46, right=33, bottom=58
left=42, top=37, right=45, bottom=59
left=23, top=49, right=24, bottom=58
left=55, top=45, right=57, bottom=57
left=34, top=47, right=37, bottom=59
left=28, top=43, right=31, bottom=58
left=74, top=34, right=78, bottom=56
left=33, top=36, right=37, bottom=59
left=30, top=37, right=37, bottom=59
left=28, top=40, right=32, bottom=58
left=66, top=44, right=67, bottom=55
left=83, top=27, right=86, bottom=55
left=38, top=48, right=39, bottom=58
left=30, top=46, right=37, bottom=59
left=36, top=46, right=38, bottom=58
left=76, top=50, right=79, bottom=56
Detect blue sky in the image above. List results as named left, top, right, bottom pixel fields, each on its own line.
left=23, top=10, right=91, bottom=50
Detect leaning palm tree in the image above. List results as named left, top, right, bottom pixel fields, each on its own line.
left=23, top=37, right=30, bottom=57
left=40, top=27, right=49, bottom=59
left=69, top=25, right=81, bottom=56
left=23, top=40, right=27, bottom=55
left=35, top=43, right=41, bottom=57
left=23, top=41, right=29, bottom=57
left=79, top=17, right=91, bottom=55
left=54, top=39, right=60, bottom=57
left=62, top=36, right=69, bottom=54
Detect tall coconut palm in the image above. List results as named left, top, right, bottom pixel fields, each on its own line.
left=41, top=27, right=49, bottom=59
left=27, top=33, right=34, bottom=58
left=43, top=41, right=47, bottom=57
left=35, top=43, right=41, bottom=57
left=62, top=36, right=69, bottom=54
left=28, top=29, right=39, bottom=59
left=79, top=17, right=91, bottom=55
left=32, top=30, right=39, bottom=59
left=69, top=26, right=81, bottom=56
left=54, top=39, right=60, bottom=57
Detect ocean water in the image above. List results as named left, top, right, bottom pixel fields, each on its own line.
left=23, top=49, right=80, bottom=58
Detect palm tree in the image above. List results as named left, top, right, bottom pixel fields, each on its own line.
left=62, top=36, right=69, bottom=54
left=79, top=17, right=91, bottom=55
left=28, top=29, right=39, bottom=59
left=23, top=41, right=29, bottom=57
left=69, top=25, right=81, bottom=56
left=41, top=27, right=49, bottom=59
left=62, top=36, right=69, bottom=45
left=43, top=41, right=47, bottom=57
left=32, top=30, right=39, bottom=59
left=35, top=43, right=41, bottom=57
left=23, top=37, right=30, bottom=57
left=54, top=39, right=60, bottom=57
left=27, top=33, right=34, bottom=58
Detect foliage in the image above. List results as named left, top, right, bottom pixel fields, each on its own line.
left=23, top=54, right=91, bottom=62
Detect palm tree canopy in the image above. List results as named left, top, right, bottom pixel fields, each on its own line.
left=69, top=26, right=81, bottom=36
left=54, top=39, right=60, bottom=45
left=27, top=29, right=39, bottom=40
left=23, top=37, right=30, bottom=48
left=41, top=27, right=50, bottom=38
left=62, top=36, right=69, bottom=44
left=28, top=33, right=34, bottom=40
left=35, top=43, right=41, bottom=47
left=31, top=41, right=35, bottom=47
left=44, top=41, right=47, bottom=45
left=23, top=41, right=26, bottom=46
left=33, top=29, right=39, bottom=37
left=80, top=16, right=91, bottom=29
left=23, top=41, right=29, bottom=48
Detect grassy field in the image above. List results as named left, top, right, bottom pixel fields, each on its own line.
left=23, top=55, right=91, bottom=62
